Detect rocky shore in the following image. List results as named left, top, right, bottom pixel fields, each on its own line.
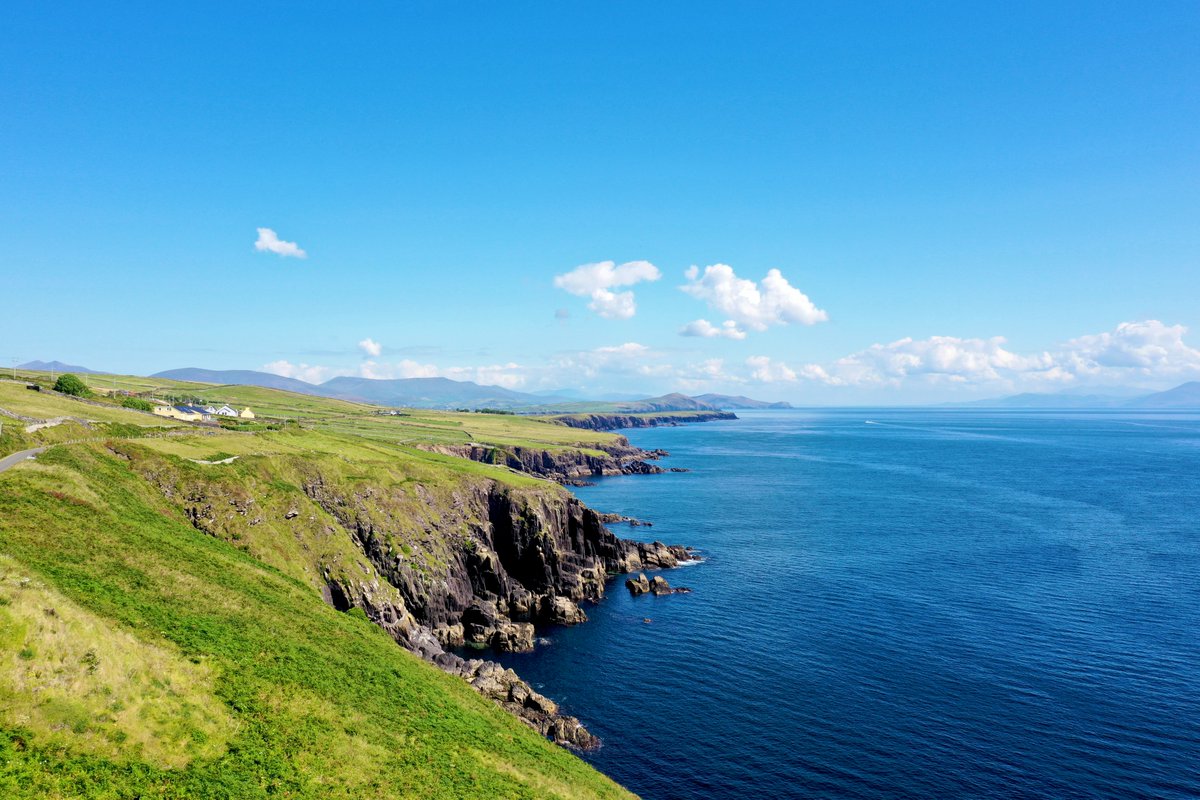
left=134, top=425, right=711, bottom=749
left=305, top=476, right=697, bottom=748
left=549, top=410, right=737, bottom=432
left=416, top=439, right=676, bottom=483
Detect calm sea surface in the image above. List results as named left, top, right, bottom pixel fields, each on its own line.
left=497, top=409, right=1200, bottom=799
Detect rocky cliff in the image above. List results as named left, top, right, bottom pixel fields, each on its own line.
left=124, top=443, right=693, bottom=749
left=416, top=440, right=672, bottom=482
left=550, top=410, right=737, bottom=431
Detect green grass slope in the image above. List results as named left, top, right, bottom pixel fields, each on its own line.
left=0, top=443, right=633, bottom=799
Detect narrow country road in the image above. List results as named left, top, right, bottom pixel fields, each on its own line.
left=0, top=447, right=46, bottom=475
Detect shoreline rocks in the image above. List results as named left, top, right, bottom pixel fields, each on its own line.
left=626, top=571, right=692, bottom=596
left=549, top=411, right=737, bottom=431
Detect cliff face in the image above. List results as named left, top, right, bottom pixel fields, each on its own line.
left=551, top=411, right=737, bottom=431
left=416, top=440, right=670, bottom=482
left=302, top=474, right=687, bottom=645
left=124, top=443, right=691, bottom=749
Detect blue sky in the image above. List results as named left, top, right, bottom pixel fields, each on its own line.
left=2, top=2, right=1198, bottom=402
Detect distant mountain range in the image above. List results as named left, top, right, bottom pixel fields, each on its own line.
left=1129, top=381, right=1200, bottom=408
left=151, top=368, right=326, bottom=395
left=19, top=360, right=100, bottom=374
left=41, top=360, right=1200, bottom=410
left=148, top=368, right=792, bottom=412
left=952, top=382, right=1200, bottom=409
left=606, top=393, right=792, bottom=412
left=320, top=376, right=574, bottom=409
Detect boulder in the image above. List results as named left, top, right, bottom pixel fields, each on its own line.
left=625, top=573, right=650, bottom=595
left=491, top=621, right=535, bottom=653
left=548, top=715, right=601, bottom=750
left=462, top=600, right=500, bottom=645
left=506, top=587, right=535, bottom=619
left=540, top=595, right=587, bottom=625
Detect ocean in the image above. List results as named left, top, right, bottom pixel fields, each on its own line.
left=496, top=409, right=1200, bottom=799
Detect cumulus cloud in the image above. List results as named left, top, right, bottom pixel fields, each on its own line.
left=554, top=260, right=661, bottom=319
left=679, top=319, right=747, bottom=340
left=1058, top=320, right=1200, bottom=379
left=358, top=338, right=382, bottom=357
left=448, top=363, right=527, bottom=390
left=746, top=355, right=798, bottom=383
left=262, top=360, right=344, bottom=384
left=254, top=227, right=307, bottom=259
left=681, top=264, right=827, bottom=333
left=797, top=320, right=1200, bottom=389
left=810, top=335, right=1054, bottom=387
left=357, top=358, right=528, bottom=389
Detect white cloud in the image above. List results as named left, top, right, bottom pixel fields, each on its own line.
left=357, top=358, right=528, bottom=389
left=746, top=355, right=798, bottom=383
left=1058, top=320, right=1200, bottom=379
left=358, top=338, right=383, bottom=357
left=254, top=227, right=307, bottom=259
left=799, top=335, right=1054, bottom=387
left=262, top=360, right=344, bottom=384
left=679, top=319, right=747, bottom=340
left=554, top=260, right=661, bottom=319
left=798, top=320, right=1200, bottom=389
left=446, top=363, right=527, bottom=390
left=681, top=264, right=827, bottom=333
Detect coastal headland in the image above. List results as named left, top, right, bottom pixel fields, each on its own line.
left=0, top=370, right=731, bottom=796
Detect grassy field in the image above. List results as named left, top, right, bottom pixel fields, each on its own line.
left=0, top=443, right=633, bottom=798
left=4, top=371, right=624, bottom=456
left=0, top=381, right=182, bottom=429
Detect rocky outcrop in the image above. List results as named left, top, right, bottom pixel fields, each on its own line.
left=626, top=572, right=692, bottom=596
left=548, top=411, right=737, bottom=432
left=416, top=440, right=673, bottom=483
left=300, top=474, right=698, bottom=748
left=127, top=441, right=698, bottom=750
left=418, top=638, right=598, bottom=748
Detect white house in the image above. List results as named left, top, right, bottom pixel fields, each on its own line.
left=214, top=405, right=238, bottom=417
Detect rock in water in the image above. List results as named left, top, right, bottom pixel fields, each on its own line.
left=625, top=573, right=651, bottom=595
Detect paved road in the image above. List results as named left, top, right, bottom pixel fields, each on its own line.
left=0, top=447, right=46, bottom=475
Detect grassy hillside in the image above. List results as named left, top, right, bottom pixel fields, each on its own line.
left=0, top=374, right=640, bottom=798
left=2, top=372, right=625, bottom=457
left=0, top=447, right=631, bottom=798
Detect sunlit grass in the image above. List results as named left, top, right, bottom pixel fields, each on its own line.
left=0, top=444, right=634, bottom=799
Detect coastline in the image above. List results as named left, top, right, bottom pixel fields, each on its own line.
left=372, top=410, right=733, bottom=748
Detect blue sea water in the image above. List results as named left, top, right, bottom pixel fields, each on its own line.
left=497, top=409, right=1200, bottom=799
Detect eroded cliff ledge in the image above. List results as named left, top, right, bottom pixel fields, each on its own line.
left=126, top=443, right=694, bottom=749
left=416, top=440, right=671, bottom=482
